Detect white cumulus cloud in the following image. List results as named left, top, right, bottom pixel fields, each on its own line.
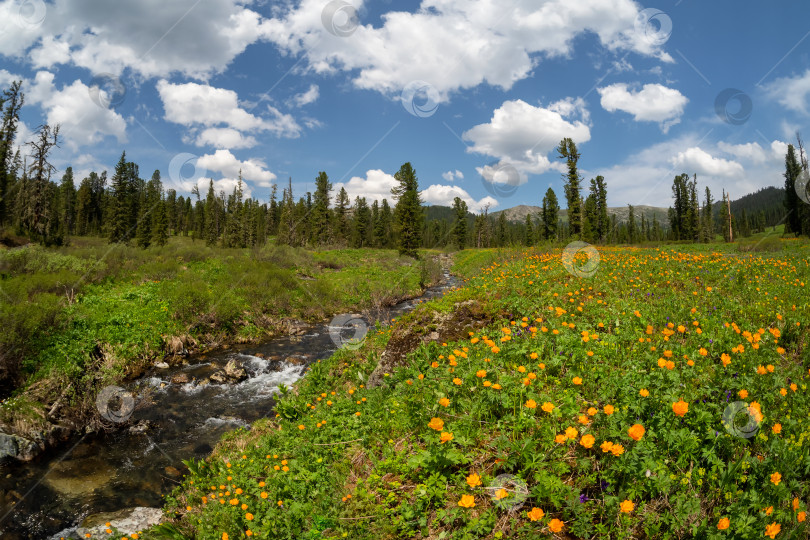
left=598, top=83, right=688, bottom=132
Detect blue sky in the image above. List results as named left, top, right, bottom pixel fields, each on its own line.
left=0, top=0, right=808, bottom=211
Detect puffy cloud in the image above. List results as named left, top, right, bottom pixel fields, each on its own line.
left=764, top=69, right=810, bottom=114
left=598, top=83, right=688, bottom=132
left=463, top=98, right=590, bottom=180
left=262, top=0, right=671, bottom=100
left=669, top=147, right=743, bottom=177
left=420, top=183, right=497, bottom=210
left=25, top=71, right=127, bottom=150
left=195, top=149, right=277, bottom=185
left=291, top=84, right=319, bottom=107
left=4, top=0, right=267, bottom=79
left=156, top=80, right=301, bottom=150
left=441, top=170, right=463, bottom=181
left=332, top=169, right=399, bottom=205
left=716, top=141, right=778, bottom=164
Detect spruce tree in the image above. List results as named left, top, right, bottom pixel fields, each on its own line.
left=311, top=171, right=332, bottom=245
left=541, top=187, right=559, bottom=241
left=334, top=187, right=350, bottom=245
left=0, top=81, right=24, bottom=224
left=524, top=213, right=534, bottom=246
left=391, top=162, right=423, bottom=258
left=784, top=144, right=803, bottom=235
left=451, top=196, right=468, bottom=249
left=352, top=196, right=370, bottom=247
left=557, top=138, right=582, bottom=237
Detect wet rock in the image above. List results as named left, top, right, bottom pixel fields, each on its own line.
left=171, top=373, right=190, bottom=385
left=0, top=431, right=40, bottom=462
left=77, top=507, right=163, bottom=538
left=254, top=352, right=265, bottom=359
left=208, top=371, right=228, bottom=384
left=164, top=466, right=181, bottom=477
left=128, top=420, right=151, bottom=435
left=285, top=354, right=311, bottom=365
left=45, top=457, right=115, bottom=496
left=154, top=361, right=170, bottom=369
left=224, top=359, right=247, bottom=382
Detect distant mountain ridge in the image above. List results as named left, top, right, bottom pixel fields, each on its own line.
left=490, top=204, right=670, bottom=224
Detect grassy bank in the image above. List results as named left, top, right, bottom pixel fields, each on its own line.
left=0, top=237, right=440, bottom=443
left=153, top=240, right=809, bottom=539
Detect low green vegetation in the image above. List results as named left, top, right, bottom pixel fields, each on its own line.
left=0, top=237, right=435, bottom=431
left=155, top=240, right=809, bottom=539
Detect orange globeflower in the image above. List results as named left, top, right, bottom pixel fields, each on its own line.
left=542, top=402, right=555, bottom=413
left=620, top=500, right=634, bottom=513
left=639, top=388, right=649, bottom=397
left=527, top=507, right=545, bottom=521
left=793, top=498, right=800, bottom=511
left=798, top=512, right=806, bottom=523
left=565, top=426, right=578, bottom=439
left=610, top=444, right=625, bottom=456
left=600, top=441, right=613, bottom=453
left=572, top=376, right=583, bottom=385
left=548, top=519, right=564, bottom=533
left=495, top=488, right=509, bottom=500
left=603, top=404, right=615, bottom=415
left=554, top=434, right=567, bottom=444
left=765, top=523, right=781, bottom=539
left=458, top=495, right=475, bottom=508
left=525, top=399, right=537, bottom=409
left=738, top=389, right=748, bottom=399
left=672, top=399, right=689, bottom=417
left=428, top=417, right=444, bottom=431
left=628, top=424, right=645, bottom=441
left=452, top=378, right=462, bottom=385
left=439, top=398, right=450, bottom=407
left=467, top=473, right=482, bottom=488
left=580, top=434, right=596, bottom=448
left=717, top=517, right=730, bottom=530
left=476, top=370, right=487, bottom=378
left=770, top=472, right=781, bottom=486
left=772, top=423, right=782, bottom=434
left=439, top=432, right=454, bottom=444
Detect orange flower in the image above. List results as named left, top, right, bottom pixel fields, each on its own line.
left=628, top=424, right=645, bottom=441
left=527, top=507, right=545, bottom=521
left=542, top=402, right=555, bottom=413
left=600, top=441, right=614, bottom=453
left=764, top=523, right=781, bottom=539
left=565, top=426, right=578, bottom=439
left=245, top=513, right=253, bottom=521
left=798, top=512, right=806, bottom=523
left=620, top=500, right=634, bottom=513
left=603, top=404, right=615, bottom=415
left=452, top=378, right=462, bottom=385
left=428, top=417, right=444, bottom=431
left=587, top=407, right=597, bottom=416
left=717, top=517, right=730, bottom=530
left=495, top=488, right=509, bottom=500
left=793, top=498, right=800, bottom=511
left=757, top=365, right=767, bottom=375
left=572, top=377, right=583, bottom=385
left=610, top=444, right=625, bottom=456
left=466, top=473, right=482, bottom=488
left=438, top=398, right=450, bottom=407
left=525, top=399, right=537, bottom=409
left=554, top=434, right=567, bottom=444
left=772, top=423, right=782, bottom=434
left=439, top=432, right=454, bottom=444
left=548, top=518, right=564, bottom=533
left=476, top=370, right=487, bottom=378
left=580, top=434, right=595, bottom=449
left=639, top=388, right=649, bottom=397
left=458, top=495, right=475, bottom=508
left=738, top=389, right=748, bottom=399
left=672, top=399, right=689, bottom=417
left=770, top=472, right=781, bottom=485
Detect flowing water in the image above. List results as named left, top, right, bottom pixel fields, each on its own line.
left=0, top=272, right=459, bottom=539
